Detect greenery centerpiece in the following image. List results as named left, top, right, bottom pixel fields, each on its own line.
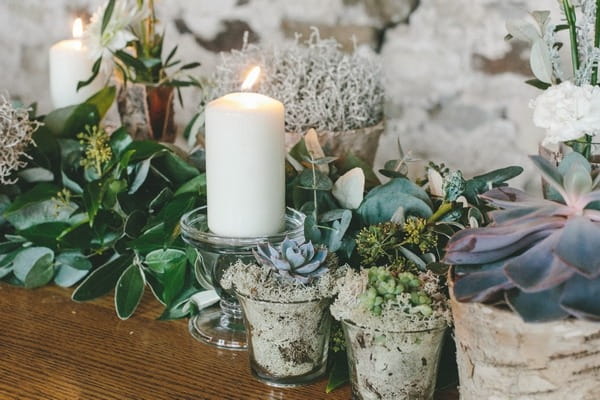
left=221, top=238, right=342, bottom=386
left=0, top=89, right=206, bottom=320
left=81, top=0, right=200, bottom=142
left=445, top=153, right=600, bottom=399
left=203, top=29, right=384, bottom=166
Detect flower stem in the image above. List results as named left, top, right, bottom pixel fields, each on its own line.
left=593, top=0, right=600, bottom=85
left=427, top=202, right=453, bottom=224
left=563, top=0, right=580, bottom=75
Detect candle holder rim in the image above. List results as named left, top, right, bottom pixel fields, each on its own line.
left=180, top=206, right=305, bottom=247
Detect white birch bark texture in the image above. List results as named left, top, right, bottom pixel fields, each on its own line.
left=451, top=294, right=600, bottom=400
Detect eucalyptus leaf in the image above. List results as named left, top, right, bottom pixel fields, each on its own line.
left=357, top=178, right=433, bottom=225
left=54, top=253, right=92, bottom=287
left=115, top=264, right=145, bottom=320
left=12, top=247, right=55, bottom=289
left=530, top=38, right=553, bottom=84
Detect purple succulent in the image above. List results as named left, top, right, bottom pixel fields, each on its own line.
left=444, top=153, right=600, bottom=322
left=253, top=238, right=328, bottom=284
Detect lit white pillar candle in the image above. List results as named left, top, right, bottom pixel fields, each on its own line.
left=49, top=18, right=104, bottom=108
left=205, top=67, right=286, bottom=237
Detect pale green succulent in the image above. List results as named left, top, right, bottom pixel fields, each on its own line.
left=253, top=238, right=328, bottom=284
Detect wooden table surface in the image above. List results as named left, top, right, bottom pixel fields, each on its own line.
left=0, top=283, right=458, bottom=400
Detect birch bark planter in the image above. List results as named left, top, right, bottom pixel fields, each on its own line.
left=237, top=293, right=332, bottom=387
left=117, top=83, right=176, bottom=142
left=341, top=319, right=446, bottom=400
left=285, top=121, right=385, bottom=166
left=451, top=291, right=600, bottom=399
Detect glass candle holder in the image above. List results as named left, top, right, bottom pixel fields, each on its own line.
left=180, top=206, right=305, bottom=350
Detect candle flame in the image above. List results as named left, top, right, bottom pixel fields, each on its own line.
left=241, top=66, right=261, bottom=91
left=72, top=18, right=83, bottom=39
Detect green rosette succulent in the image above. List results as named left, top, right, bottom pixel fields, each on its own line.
left=253, top=238, right=328, bottom=284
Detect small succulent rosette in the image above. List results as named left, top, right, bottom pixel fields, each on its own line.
left=221, top=238, right=341, bottom=387
left=331, top=268, right=449, bottom=400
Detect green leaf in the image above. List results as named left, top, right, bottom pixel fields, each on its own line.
left=335, top=153, right=380, bottom=189
left=357, top=178, right=433, bottom=225
left=124, top=210, right=147, bottom=238
left=12, top=247, right=55, bottom=289
left=174, top=174, right=206, bottom=197
left=128, top=158, right=152, bottom=194
left=4, top=183, right=58, bottom=214
left=149, top=187, right=173, bottom=212
left=84, top=86, right=116, bottom=118
left=180, top=62, right=201, bottom=70
left=145, top=248, right=187, bottom=304
left=297, top=168, right=333, bottom=191
left=124, top=140, right=166, bottom=162
left=158, top=287, right=202, bottom=320
left=101, top=0, right=116, bottom=34
left=326, top=351, right=349, bottom=393
left=525, top=79, right=551, bottom=90
left=153, top=152, right=200, bottom=185
left=472, top=166, right=523, bottom=186
left=83, top=180, right=105, bottom=223
left=77, top=58, right=102, bottom=91
left=56, top=251, right=93, bottom=270
left=115, top=50, right=148, bottom=73
left=160, top=194, right=197, bottom=240
left=44, top=103, right=100, bottom=138
left=109, top=127, right=133, bottom=158
left=115, top=264, right=145, bottom=320
left=18, top=222, right=71, bottom=248
left=72, top=255, right=134, bottom=301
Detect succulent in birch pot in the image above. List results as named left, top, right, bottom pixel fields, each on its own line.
left=222, top=240, right=339, bottom=386
left=445, top=153, right=600, bottom=322
left=445, top=153, right=600, bottom=400
left=253, top=238, right=328, bottom=284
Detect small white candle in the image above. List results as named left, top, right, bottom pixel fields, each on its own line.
left=49, top=18, right=104, bottom=108
left=205, top=67, right=286, bottom=237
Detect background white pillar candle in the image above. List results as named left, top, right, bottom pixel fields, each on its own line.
left=205, top=69, right=286, bottom=237
left=49, top=18, right=104, bottom=108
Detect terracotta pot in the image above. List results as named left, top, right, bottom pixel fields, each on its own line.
left=450, top=275, right=600, bottom=399
left=117, top=83, right=176, bottom=142
left=285, top=120, right=385, bottom=167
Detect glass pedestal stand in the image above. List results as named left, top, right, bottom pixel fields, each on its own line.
left=180, top=206, right=305, bottom=350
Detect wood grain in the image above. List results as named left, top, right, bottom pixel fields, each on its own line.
left=0, top=283, right=457, bottom=400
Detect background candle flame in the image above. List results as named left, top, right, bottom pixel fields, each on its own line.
left=241, top=66, right=261, bottom=91
left=72, top=18, right=83, bottom=39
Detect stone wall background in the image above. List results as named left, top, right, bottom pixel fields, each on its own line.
left=0, top=0, right=562, bottom=187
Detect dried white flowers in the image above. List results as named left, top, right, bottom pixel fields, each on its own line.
left=206, top=29, right=384, bottom=133
left=0, top=97, right=40, bottom=184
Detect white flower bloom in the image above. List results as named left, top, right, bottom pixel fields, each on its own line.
left=84, top=0, right=147, bottom=73
left=531, top=81, right=600, bottom=145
